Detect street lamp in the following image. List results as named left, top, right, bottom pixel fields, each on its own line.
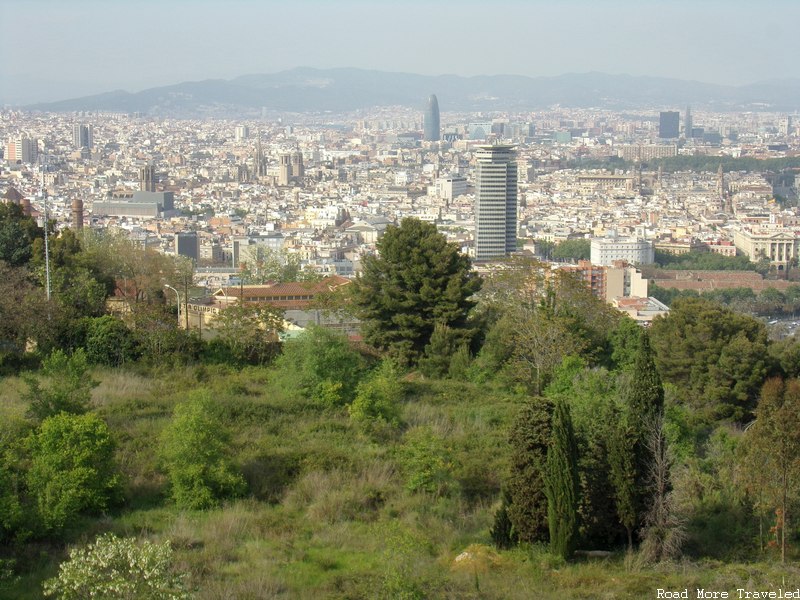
left=164, top=284, right=181, bottom=327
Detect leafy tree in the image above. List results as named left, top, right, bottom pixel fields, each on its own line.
left=650, top=296, right=772, bottom=423
left=552, top=239, right=590, bottom=262
left=741, top=377, right=800, bottom=563
left=24, top=349, right=97, bottom=422
left=506, top=397, right=554, bottom=543
left=0, top=261, right=48, bottom=356
left=129, top=302, right=202, bottom=364
left=211, top=303, right=283, bottom=365
left=43, top=533, right=190, bottom=600
left=83, top=316, right=140, bottom=367
left=160, top=392, right=246, bottom=510
left=608, top=317, right=642, bottom=371
left=544, top=399, right=579, bottom=560
left=272, top=326, right=365, bottom=406
left=352, top=218, right=482, bottom=365
left=0, top=202, right=43, bottom=267
left=26, top=413, right=121, bottom=533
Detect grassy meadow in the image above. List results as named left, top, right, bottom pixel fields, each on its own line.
left=1, top=365, right=797, bottom=599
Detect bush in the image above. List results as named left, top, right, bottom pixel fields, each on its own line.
left=43, top=533, right=189, bottom=599
left=83, top=315, right=140, bottom=367
left=398, top=427, right=456, bottom=496
left=26, top=412, right=121, bottom=533
left=24, top=349, right=97, bottom=421
left=272, top=326, right=366, bottom=405
left=160, top=392, right=246, bottom=509
left=348, top=360, right=403, bottom=424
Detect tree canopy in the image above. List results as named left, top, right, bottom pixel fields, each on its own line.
left=351, top=218, right=482, bottom=365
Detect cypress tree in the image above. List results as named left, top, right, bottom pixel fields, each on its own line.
left=507, top=397, right=554, bottom=543
left=544, top=398, right=579, bottom=560
left=609, top=330, right=665, bottom=550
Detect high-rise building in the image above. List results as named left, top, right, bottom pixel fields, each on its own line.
left=175, top=231, right=200, bottom=262
left=659, top=111, right=680, bottom=139
left=72, top=124, right=93, bottom=149
left=475, top=144, right=517, bottom=261
left=235, top=125, right=250, bottom=142
left=291, top=152, right=304, bottom=179
left=423, top=94, right=440, bottom=142
left=5, top=137, right=38, bottom=164
left=140, top=165, right=157, bottom=192
left=279, top=154, right=292, bottom=186
left=684, top=106, right=693, bottom=139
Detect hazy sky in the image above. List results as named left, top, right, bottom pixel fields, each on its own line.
left=1, top=0, right=798, bottom=104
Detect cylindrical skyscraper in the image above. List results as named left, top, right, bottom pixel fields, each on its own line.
left=423, top=94, right=440, bottom=141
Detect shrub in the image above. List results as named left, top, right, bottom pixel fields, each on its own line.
left=83, top=315, right=140, bottom=367
left=399, top=427, right=455, bottom=496
left=160, top=392, right=246, bottom=509
left=348, top=360, right=403, bottom=424
left=43, top=533, right=189, bottom=599
left=26, top=412, right=121, bottom=533
left=24, top=349, right=97, bottom=421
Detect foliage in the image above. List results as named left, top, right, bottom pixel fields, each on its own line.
left=653, top=249, right=755, bottom=271
left=351, top=218, right=482, bottom=366
left=399, top=427, right=455, bottom=496
left=83, top=316, right=140, bottom=367
left=348, top=359, right=403, bottom=425
left=552, top=238, right=590, bottom=262
left=129, top=303, right=202, bottom=364
left=490, top=490, right=518, bottom=549
left=24, top=349, right=97, bottom=422
left=544, top=399, right=580, bottom=560
left=506, top=397, right=554, bottom=543
left=545, top=360, right=623, bottom=547
left=650, top=296, right=772, bottom=424
left=160, top=392, right=246, bottom=510
left=0, top=261, right=49, bottom=355
left=609, top=334, right=665, bottom=550
left=26, top=412, right=121, bottom=533
left=211, top=303, right=283, bottom=365
left=639, top=416, right=685, bottom=563
left=0, top=202, right=43, bottom=267
left=419, top=322, right=460, bottom=378
left=272, top=326, right=365, bottom=406
left=741, top=377, right=800, bottom=563
left=43, top=533, right=190, bottom=600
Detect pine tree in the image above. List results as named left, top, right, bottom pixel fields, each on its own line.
left=544, top=398, right=579, bottom=560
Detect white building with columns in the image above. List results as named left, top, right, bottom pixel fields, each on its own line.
left=733, top=227, right=798, bottom=268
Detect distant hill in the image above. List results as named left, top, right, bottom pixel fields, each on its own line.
left=25, top=67, right=800, bottom=116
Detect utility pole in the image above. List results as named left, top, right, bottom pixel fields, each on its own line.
left=164, top=285, right=181, bottom=327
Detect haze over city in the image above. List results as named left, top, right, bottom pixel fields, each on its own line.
left=2, top=0, right=799, bottom=105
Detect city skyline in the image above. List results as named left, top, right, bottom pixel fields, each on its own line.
left=2, top=0, right=799, bottom=105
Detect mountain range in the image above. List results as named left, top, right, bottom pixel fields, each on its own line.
left=24, top=67, right=800, bottom=116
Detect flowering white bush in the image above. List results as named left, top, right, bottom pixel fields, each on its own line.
left=43, top=533, right=190, bottom=599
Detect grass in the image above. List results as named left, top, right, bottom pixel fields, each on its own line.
left=2, top=364, right=799, bottom=599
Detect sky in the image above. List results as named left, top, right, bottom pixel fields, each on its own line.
left=1, top=0, right=798, bottom=105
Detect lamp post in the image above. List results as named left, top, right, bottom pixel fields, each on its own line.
left=164, top=284, right=181, bottom=327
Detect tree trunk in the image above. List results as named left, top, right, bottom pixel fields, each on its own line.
left=627, top=526, right=633, bottom=552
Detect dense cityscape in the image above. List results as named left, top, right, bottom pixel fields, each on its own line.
left=3, top=99, right=799, bottom=331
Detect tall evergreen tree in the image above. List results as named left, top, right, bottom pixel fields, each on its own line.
left=608, top=331, right=665, bottom=550
left=506, top=397, right=554, bottom=543
left=545, top=398, right=580, bottom=559
left=351, top=218, right=481, bottom=366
